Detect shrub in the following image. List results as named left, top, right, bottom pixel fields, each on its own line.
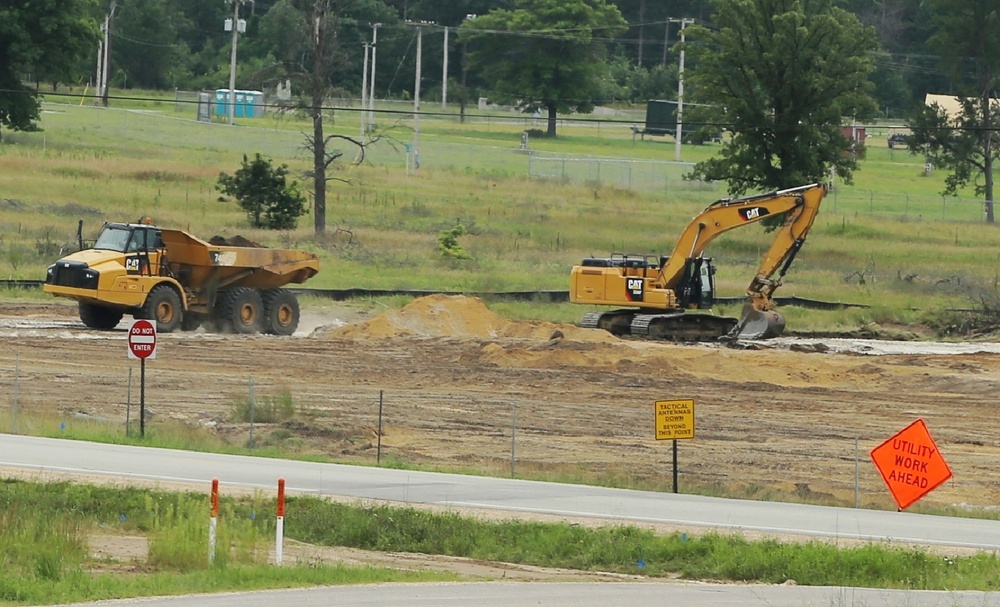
left=216, top=153, right=307, bottom=230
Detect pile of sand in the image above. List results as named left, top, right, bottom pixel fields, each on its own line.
left=320, top=294, right=617, bottom=343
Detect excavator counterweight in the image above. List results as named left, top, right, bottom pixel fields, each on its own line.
left=569, top=183, right=826, bottom=341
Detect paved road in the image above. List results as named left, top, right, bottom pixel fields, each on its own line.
left=45, top=582, right=1000, bottom=607
left=3, top=434, right=998, bottom=551
left=6, top=434, right=1000, bottom=607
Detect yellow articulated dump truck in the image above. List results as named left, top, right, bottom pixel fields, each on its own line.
left=43, top=221, right=319, bottom=335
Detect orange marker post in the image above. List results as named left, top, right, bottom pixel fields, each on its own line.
left=209, top=478, right=219, bottom=564
left=275, top=478, right=285, bottom=565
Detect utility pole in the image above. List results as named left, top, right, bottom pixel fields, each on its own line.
left=441, top=26, right=449, bottom=110
left=413, top=24, right=423, bottom=170
left=361, top=42, right=370, bottom=138
left=368, top=23, right=380, bottom=130
left=225, top=0, right=246, bottom=126
left=671, top=18, right=693, bottom=162
left=98, top=1, right=116, bottom=107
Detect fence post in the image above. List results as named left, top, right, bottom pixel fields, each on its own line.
left=510, top=402, right=518, bottom=478
left=377, top=390, right=384, bottom=464
left=248, top=376, right=255, bottom=452
left=12, top=352, right=19, bottom=434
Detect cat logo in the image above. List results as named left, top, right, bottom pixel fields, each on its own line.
left=740, top=207, right=770, bottom=221
left=626, top=277, right=644, bottom=302
left=124, top=256, right=144, bottom=274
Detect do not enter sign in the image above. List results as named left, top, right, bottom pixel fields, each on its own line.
left=128, top=319, right=157, bottom=360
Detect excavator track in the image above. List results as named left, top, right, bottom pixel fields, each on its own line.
left=581, top=310, right=635, bottom=336
left=630, top=312, right=740, bottom=341
left=580, top=310, right=746, bottom=342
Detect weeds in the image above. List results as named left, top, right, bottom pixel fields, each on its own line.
left=230, top=387, right=296, bottom=424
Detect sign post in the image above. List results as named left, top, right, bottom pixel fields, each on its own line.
left=870, top=418, right=952, bottom=511
left=127, top=319, right=157, bottom=437
left=655, top=399, right=695, bottom=494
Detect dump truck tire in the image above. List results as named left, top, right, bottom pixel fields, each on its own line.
left=262, top=289, right=300, bottom=336
left=180, top=312, right=204, bottom=332
left=141, top=284, right=183, bottom=333
left=79, top=302, right=124, bottom=330
left=218, top=287, right=263, bottom=334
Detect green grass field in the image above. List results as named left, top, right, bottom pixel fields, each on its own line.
left=2, top=92, right=999, bottom=331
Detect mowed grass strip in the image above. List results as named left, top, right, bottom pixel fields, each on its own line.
left=1, top=478, right=998, bottom=606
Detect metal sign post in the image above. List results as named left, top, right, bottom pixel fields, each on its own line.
left=655, top=399, right=695, bottom=494
left=127, top=319, right=157, bottom=437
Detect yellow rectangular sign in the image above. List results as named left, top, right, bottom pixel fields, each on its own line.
left=655, top=399, right=695, bottom=440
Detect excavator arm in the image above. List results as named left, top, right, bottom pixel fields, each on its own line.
left=655, top=183, right=827, bottom=290
left=726, top=183, right=827, bottom=338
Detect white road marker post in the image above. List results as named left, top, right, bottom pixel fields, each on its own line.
left=275, top=477, right=285, bottom=565
left=209, top=478, right=219, bottom=565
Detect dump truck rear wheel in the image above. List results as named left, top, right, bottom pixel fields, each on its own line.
left=180, top=312, right=204, bottom=332
left=261, top=289, right=300, bottom=336
left=79, top=302, right=124, bottom=330
left=218, top=287, right=262, bottom=334
left=141, top=285, right=182, bottom=333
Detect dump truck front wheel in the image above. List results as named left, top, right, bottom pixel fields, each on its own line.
left=140, top=285, right=183, bottom=333
left=218, top=287, right=262, bottom=334
left=262, top=289, right=300, bottom=336
left=79, top=302, right=124, bottom=330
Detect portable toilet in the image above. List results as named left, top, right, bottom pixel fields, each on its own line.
left=234, top=91, right=246, bottom=118
left=245, top=91, right=265, bottom=117
left=215, top=89, right=230, bottom=117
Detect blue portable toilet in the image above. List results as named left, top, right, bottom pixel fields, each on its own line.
left=234, top=91, right=246, bottom=118
left=245, top=91, right=265, bottom=117
left=215, top=89, right=230, bottom=117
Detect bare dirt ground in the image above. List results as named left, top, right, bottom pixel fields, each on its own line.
left=2, top=295, right=1000, bottom=574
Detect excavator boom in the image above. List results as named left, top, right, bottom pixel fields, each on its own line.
left=569, top=183, right=827, bottom=341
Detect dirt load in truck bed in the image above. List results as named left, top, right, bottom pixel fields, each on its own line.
left=1, top=294, right=999, bottom=514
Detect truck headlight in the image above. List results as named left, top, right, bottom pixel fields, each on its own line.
left=46, top=264, right=56, bottom=283
left=81, top=269, right=99, bottom=289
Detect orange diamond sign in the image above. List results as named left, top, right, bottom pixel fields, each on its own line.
left=870, top=418, right=953, bottom=511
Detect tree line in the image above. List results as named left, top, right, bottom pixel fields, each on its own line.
left=2, top=0, right=960, bottom=117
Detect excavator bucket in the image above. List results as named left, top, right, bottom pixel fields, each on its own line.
left=733, top=303, right=786, bottom=339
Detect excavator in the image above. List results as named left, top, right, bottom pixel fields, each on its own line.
left=569, top=183, right=827, bottom=341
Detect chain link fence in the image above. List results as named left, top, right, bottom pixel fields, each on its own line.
left=31, top=101, right=994, bottom=224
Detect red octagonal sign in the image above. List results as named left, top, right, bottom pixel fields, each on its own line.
left=128, top=319, right=157, bottom=360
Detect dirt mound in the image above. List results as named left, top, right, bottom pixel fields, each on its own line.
left=319, top=294, right=617, bottom=343
left=208, top=235, right=264, bottom=248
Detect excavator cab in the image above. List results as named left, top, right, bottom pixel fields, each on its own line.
left=675, top=257, right=716, bottom=310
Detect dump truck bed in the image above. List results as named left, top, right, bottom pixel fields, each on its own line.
left=160, top=229, right=319, bottom=291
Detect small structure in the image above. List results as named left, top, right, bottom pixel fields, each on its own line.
left=214, top=89, right=266, bottom=119
left=631, top=100, right=675, bottom=141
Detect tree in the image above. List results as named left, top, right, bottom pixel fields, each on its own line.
left=685, top=0, right=879, bottom=195
left=217, top=153, right=308, bottom=230
left=112, top=0, right=189, bottom=89
left=262, top=0, right=394, bottom=234
left=459, top=0, right=628, bottom=137
left=906, top=1, right=1000, bottom=224
left=0, top=0, right=99, bottom=139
